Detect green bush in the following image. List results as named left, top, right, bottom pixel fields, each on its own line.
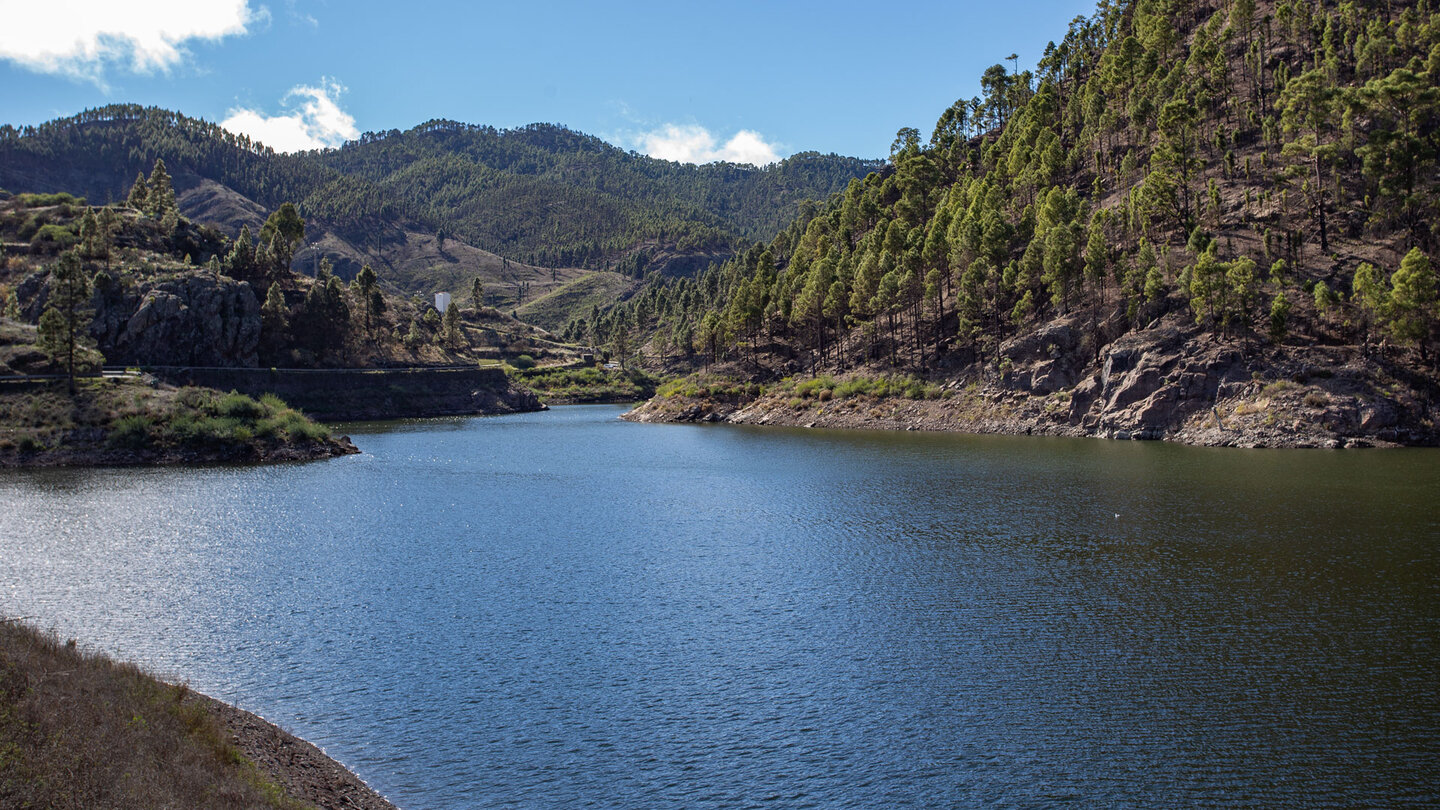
left=658, top=378, right=698, bottom=398
left=16, top=192, right=82, bottom=208
left=31, top=223, right=78, bottom=252
left=795, top=375, right=837, bottom=398
left=108, top=415, right=153, bottom=449
left=511, top=354, right=537, bottom=370
left=175, top=387, right=212, bottom=410
left=257, top=412, right=327, bottom=442
left=284, top=416, right=329, bottom=441
left=213, top=392, right=266, bottom=420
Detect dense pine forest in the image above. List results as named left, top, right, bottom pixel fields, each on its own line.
left=617, top=0, right=1440, bottom=445
left=3, top=0, right=1438, bottom=446
left=0, top=109, right=879, bottom=280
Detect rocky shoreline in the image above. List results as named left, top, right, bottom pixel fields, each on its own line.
left=0, top=433, right=359, bottom=467
left=625, top=313, right=1438, bottom=449
left=188, top=690, right=400, bottom=810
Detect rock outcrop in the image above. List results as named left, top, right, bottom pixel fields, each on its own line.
left=626, top=310, right=1439, bottom=448
left=90, top=274, right=262, bottom=367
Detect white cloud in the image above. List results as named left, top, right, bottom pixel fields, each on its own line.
left=637, top=124, right=782, bottom=166
left=220, top=79, right=359, bottom=153
left=0, top=1, right=257, bottom=83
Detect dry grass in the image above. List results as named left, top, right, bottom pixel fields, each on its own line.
left=0, top=619, right=311, bottom=809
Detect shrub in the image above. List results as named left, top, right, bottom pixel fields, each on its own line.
left=511, top=354, right=537, bottom=370
left=795, top=375, right=837, bottom=398
left=30, top=223, right=78, bottom=253
left=16, top=191, right=82, bottom=207
left=176, top=387, right=212, bottom=410
left=658, top=379, right=698, bottom=398
left=109, top=415, right=153, bottom=449
left=260, top=412, right=327, bottom=441
left=213, top=392, right=266, bottom=420
left=285, top=417, right=328, bottom=441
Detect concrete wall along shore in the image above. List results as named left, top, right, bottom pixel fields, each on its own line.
left=145, top=365, right=541, bottom=421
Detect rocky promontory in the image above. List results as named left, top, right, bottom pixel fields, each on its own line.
left=0, top=378, right=359, bottom=467
left=625, top=311, right=1438, bottom=449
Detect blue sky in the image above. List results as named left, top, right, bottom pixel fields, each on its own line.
left=0, top=0, right=1097, bottom=162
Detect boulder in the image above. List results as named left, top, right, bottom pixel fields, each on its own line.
left=1000, top=319, right=1080, bottom=364
left=1030, top=358, right=1076, bottom=394
left=1107, top=365, right=1166, bottom=411
left=91, top=273, right=261, bottom=367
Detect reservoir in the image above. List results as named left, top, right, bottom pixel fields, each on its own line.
left=2, top=404, right=1437, bottom=808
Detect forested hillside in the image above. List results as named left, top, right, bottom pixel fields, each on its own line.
left=316, top=121, right=882, bottom=271
left=0, top=108, right=878, bottom=292
left=621, top=0, right=1440, bottom=447
left=0, top=185, right=574, bottom=376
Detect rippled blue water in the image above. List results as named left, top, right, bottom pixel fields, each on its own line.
left=2, top=405, right=1438, bottom=808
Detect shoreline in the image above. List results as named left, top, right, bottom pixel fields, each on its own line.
left=626, top=311, right=1439, bottom=449
left=0, top=618, right=401, bottom=809
left=622, top=384, right=1434, bottom=449
left=187, top=689, right=401, bottom=810
left=0, top=434, right=360, bottom=468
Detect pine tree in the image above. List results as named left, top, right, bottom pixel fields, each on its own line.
left=1351, top=261, right=1389, bottom=347
left=145, top=158, right=176, bottom=219
left=1269, top=291, right=1291, bottom=342
left=259, top=203, right=305, bottom=251
left=126, top=172, right=149, bottom=211
left=354, top=265, right=380, bottom=333
left=443, top=301, right=462, bottom=347
left=226, top=225, right=256, bottom=279
left=1388, top=248, right=1438, bottom=358
left=37, top=250, right=98, bottom=393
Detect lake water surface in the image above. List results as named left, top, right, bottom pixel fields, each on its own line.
left=2, top=405, right=1437, bottom=808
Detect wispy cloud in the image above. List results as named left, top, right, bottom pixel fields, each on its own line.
left=284, top=0, right=319, bottom=28
left=220, top=78, right=359, bottom=153
left=636, top=124, right=782, bottom=167
left=0, top=1, right=258, bottom=85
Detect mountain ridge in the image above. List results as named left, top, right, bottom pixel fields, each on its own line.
left=0, top=107, right=880, bottom=313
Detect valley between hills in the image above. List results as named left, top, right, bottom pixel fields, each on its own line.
left=2, top=0, right=1439, bottom=467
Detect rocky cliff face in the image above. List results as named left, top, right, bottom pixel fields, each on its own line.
left=90, top=273, right=262, bottom=367
left=14, top=268, right=262, bottom=367
left=626, top=310, right=1439, bottom=448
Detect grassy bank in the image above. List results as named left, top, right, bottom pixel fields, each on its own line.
left=0, top=619, right=305, bottom=809
left=652, top=372, right=947, bottom=408
left=510, top=364, right=661, bottom=404
left=0, top=378, right=356, bottom=466
left=0, top=619, right=398, bottom=810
